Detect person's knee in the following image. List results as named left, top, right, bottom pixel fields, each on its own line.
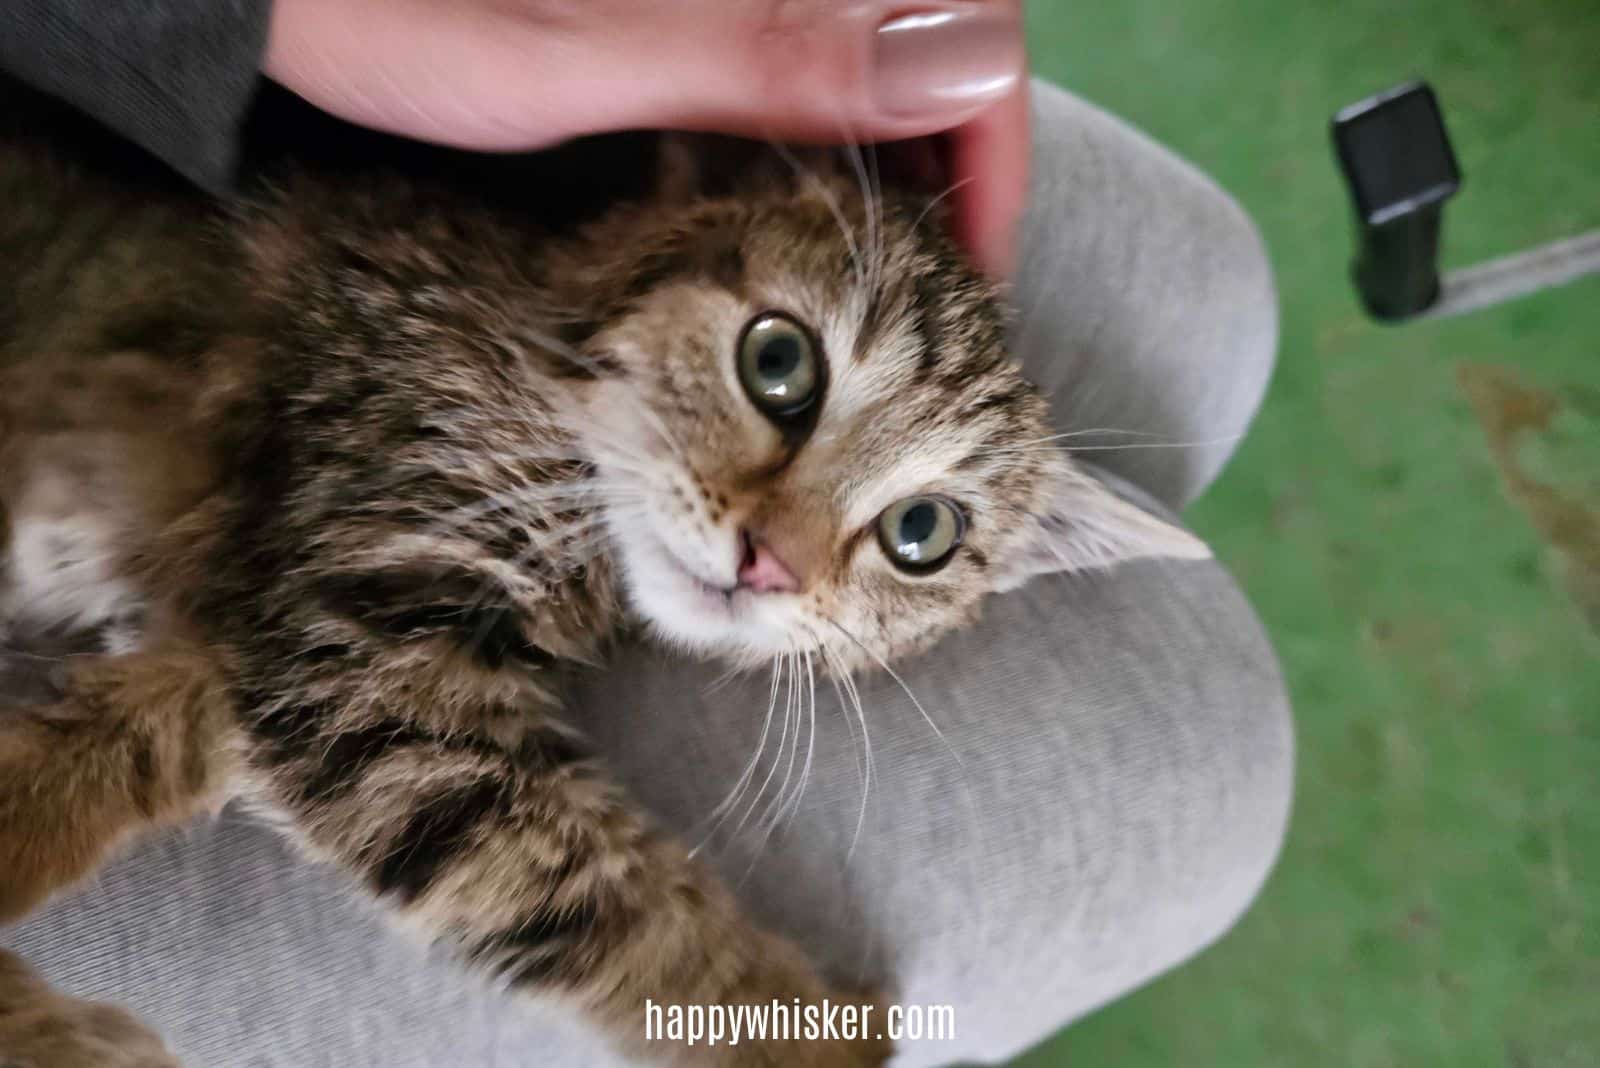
left=1015, top=80, right=1279, bottom=507
left=871, top=557, right=1293, bottom=1065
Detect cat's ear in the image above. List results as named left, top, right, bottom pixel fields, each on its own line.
left=993, top=459, right=1211, bottom=591
left=653, top=133, right=708, bottom=204
left=653, top=134, right=840, bottom=203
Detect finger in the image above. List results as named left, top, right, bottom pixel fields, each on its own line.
left=266, top=0, right=1025, bottom=152
left=650, top=0, right=1026, bottom=144
left=944, top=77, right=1031, bottom=278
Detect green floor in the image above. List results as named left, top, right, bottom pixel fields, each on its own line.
left=1014, top=2, right=1599, bottom=1066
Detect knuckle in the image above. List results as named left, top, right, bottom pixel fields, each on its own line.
left=752, top=0, right=824, bottom=41
left=742, top=0, right=862, bottom=108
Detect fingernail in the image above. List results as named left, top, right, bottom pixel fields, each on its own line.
left=873, top=8, right=1023, bottom=118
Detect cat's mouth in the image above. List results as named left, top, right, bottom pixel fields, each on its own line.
left=628, top=531, right=747, bottom=622
left=626, top=531, right=795, bottom=658
left=655, top=541, right=741, bottom=607
left=611, top=519, right=802, bottom=659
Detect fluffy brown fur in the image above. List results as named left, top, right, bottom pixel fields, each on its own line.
left=0, top=949, right=178, bottom=1068
left=0, top=90, right=1204, bottom=1065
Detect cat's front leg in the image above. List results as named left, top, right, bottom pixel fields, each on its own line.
left=0, top=949, right=180, bottom=1068
left=0, top=647, right=220, bottom=1066
left=242, top=639, right=889, bottom=1066
left=0, top=645, right=234, bottom=923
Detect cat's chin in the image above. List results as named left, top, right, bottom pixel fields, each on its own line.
left=614, top=531, right=803, bottom=664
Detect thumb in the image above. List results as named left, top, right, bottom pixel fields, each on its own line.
left=605, top=1, right=1025, bottom=144
left=265, top=0, right=1024, bottom=151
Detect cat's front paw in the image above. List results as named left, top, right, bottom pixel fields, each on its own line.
left=805, top=991, right=895, bottom=1068
left=697, top=991, right=894, bottom=1068
left=785, top=1029, right=895, bottom=1068
left=0, top=950, right=180, bottom=1068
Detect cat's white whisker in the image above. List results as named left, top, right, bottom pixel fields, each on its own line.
left=768, top=642, right=812, bottom=844
left=766, top=138, right=867, bottom=298
left=412, top=480, right=609, bottom=540
left=824, top=644, right=875, bottom=863
left=559, top=414, right=685, bottom=475
left=774, top=648, right=819, bottom=836
left=769, top=648, right=805, bottom=835
left=700, top=663, right=744, bottom=696
left=910, top=176, right=977, bottom=236
left=837, top=135, right=882, bottom=309
left=524, top=349, right=686, bottom=472
left=867, top=142, right=885, bottom=302
left=736, top=648, right=803, bottom=882
left=826, top=619, right=965, bottom=775
left=825, top=623, right=992, bottom=950
left=1017, top=427, right=1178, bottom=444
left=688, top=653, right=784, bottom=858
left=824, top=666, right=867, bottom=862
left=734, top=650, right=794, bottom=841
left=749, top=646, right=809, bottom=855
left=965, top=429, right=1246, bottom=466
left=1063, top=433, right=1246, bottom=452
left=505, top=323, right=615, bottom=383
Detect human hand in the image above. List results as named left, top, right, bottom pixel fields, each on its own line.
left=263, top=0, right=1029, bottom=276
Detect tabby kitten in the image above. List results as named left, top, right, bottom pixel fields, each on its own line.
left=0, top=105, right=1206, bottom=1066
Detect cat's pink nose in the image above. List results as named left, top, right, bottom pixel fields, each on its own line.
left=736, top=530, right=800, bottom=594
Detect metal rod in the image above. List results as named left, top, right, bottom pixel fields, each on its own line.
left=1418, top=229, right=1600, bottom=320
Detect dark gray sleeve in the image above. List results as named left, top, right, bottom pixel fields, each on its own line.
left=1, top=0, right=272, bottom=192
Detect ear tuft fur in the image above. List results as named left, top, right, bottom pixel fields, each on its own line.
left=652, top=134, right=843, bottom=204
left=994, top=459, right=1211, bottom=591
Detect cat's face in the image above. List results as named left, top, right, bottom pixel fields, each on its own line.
left=565, top=152, right=1206, bottom=671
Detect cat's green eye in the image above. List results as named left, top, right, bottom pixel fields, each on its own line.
left=737, top=312, right=818, bottom=417
left=877, top=495, right=964, bottom=573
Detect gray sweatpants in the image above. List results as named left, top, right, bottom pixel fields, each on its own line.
left=3, top=81, right=1292, bottom=1067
